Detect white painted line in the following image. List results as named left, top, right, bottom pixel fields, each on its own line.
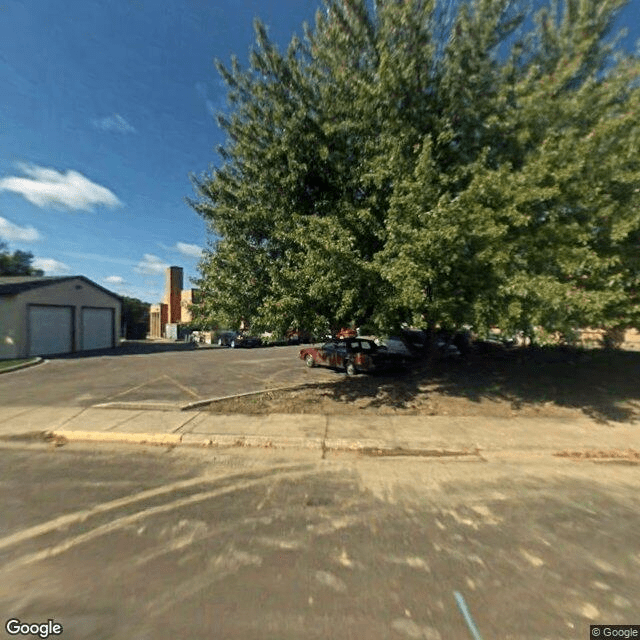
left=454, top=591, right=484, bottom=640
left=162, top=374, right=201, bottom=399
left=100, top=375, right=167, bottom=401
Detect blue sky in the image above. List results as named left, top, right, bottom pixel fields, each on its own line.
left=1, top=0, right=638, bottom=304
left=0, top=0, right=320, bottom=302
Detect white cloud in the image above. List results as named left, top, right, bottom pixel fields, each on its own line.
left=176, top=242, right=203, bottom=258
left=91, top=113, right=136, bottom=133
left=134, top=253, right=168, bottom=275
left=0, top=164, right=122, bottom=211
left=0, top=216, right=40, bottom=242
left=33, top=258, right=71, bottom=275
left=104, top=275, right=125, bottom=285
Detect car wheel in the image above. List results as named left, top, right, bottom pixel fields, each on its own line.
left=230, top=339, right=236, bottom=348
left=218, top=338, right=223, bottom=347
left=345, top=360, right=356, bottom=376
left=305, top=354, right=315, bottom=368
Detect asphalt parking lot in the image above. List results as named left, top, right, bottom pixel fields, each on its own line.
left=0, top=342, right=336, bottom=408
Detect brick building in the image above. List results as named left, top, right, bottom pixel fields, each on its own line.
left=148, top=266, right=199, bottom=339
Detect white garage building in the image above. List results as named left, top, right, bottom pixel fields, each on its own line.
left=0, top=276, right=122, bottom=359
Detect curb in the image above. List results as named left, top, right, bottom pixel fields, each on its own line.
left=0, top=357, right=44, bottom=374
left=47, top=430, right=182, bottom=446
left=27, top=430, right=635, bottom=462
left=91, top=402, right=183, bottom=411
left=42, top=428, right=481, bottom=457
left=14, top=430, right=639, bottom=463
left=45, top=430, right=323, bottom=450
left=181, top=433, right=324, bottom=449
left=180, top=382, right=325, bottom=411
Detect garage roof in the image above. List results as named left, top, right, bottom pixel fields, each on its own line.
left=0, top=276, right=122, bottom=301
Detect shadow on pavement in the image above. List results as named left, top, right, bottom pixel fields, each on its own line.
left=47, top=340, right=201, bottom=359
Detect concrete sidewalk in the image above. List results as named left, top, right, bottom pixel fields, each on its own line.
left=0, top=404, right=638, bottom=456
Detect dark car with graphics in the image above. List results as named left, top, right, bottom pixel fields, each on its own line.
left=299, top=338, right=410, bottom=376
left=217, top=331, right=262, bottom=348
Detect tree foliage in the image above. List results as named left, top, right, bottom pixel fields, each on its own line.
left=189, top=0, right=640, bottom=339
left=0, top=241, right=44, bottom=276
left=120, top=296, right=150, bottom=340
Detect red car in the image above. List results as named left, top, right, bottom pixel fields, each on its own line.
left=300, top=339, right=407, bottom=376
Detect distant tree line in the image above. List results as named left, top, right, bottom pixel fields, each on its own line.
left=0, top=240, right=44, bottom=276
left=120, top=297, right=150, bottom=340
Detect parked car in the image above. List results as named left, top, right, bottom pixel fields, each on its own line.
left=217, top=331, right=238, bottom=347
left=217, top=331, right=262, bottom=348
left=434, top=336, right=461, bottom=358
left=335, top=328, right=358, bottom=339
left=233, top=333, right=262, bottom=348
left=285, top=329, right=313, bottom=345
left=377, top=336, right=413, bottom=356
left=300, top=338, right=408, bottom=375
left=398, top=327, right=467, bottom=358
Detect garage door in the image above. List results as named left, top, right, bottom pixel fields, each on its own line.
left=81, top=307, right=114, bottom=351
left=28, top=306, right=73, bottom=356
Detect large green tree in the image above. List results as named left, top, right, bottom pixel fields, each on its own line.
left=189, top=0, right=640, bottom=340
left=0, top=241, right=44, bottom=276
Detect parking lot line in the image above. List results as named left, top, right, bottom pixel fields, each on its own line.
left=102, top=376, right=167, bottom=401
left=162, top=375, right=201, bottom=399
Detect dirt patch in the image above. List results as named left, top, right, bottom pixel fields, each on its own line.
left=206, top=344, right=640, bottom=424
left=205, top=385, right=578, bottom=419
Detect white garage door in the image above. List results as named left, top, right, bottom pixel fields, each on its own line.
left=28, top=306, right=73, bottom=356
left=81, top=307, right=114, bottom=351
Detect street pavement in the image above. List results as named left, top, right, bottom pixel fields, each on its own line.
left=1, top=425, right=639, bottom=639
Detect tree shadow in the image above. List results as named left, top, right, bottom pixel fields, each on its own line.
left=48, top=340, right=199, bottom=359
left=312, top=343, right=640, bottom=424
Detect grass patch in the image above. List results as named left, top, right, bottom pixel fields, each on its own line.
left=0, top=358, right=38, bottom=371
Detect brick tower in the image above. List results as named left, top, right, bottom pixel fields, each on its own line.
left=163, top=266, right=184, bottom=324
